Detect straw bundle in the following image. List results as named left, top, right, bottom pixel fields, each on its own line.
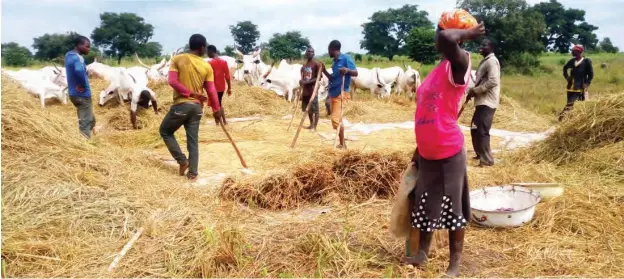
left=220, top=151, right=408, bottom=210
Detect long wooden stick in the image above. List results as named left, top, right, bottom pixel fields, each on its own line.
left=290, top=70, right=324, bottom=148
left=333, top=76, right=346, bottom=148
left=220, top=122, right=248, bottom=168
left=287, top=90, right=300, bottom=131
left=107, top=227, right=144, bottom=273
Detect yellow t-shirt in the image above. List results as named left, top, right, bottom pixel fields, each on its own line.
left=169, top=53, right=214, bottom=105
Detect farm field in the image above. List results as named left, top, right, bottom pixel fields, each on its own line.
left=1, top=53, right=623, bottom=277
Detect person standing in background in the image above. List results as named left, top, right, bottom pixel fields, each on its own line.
left=207, top=45, right=232, bottom=125
left=559, top=44, right=593, bottom=121
left=160, top=34, right=222, bottom=181
left=299, top=47, right=322, bottom=132
left=65, top=35, right=96, bottom=139
left=321, top=40, right=358, bottom=149
left=466, top=39, right=500, bottom=167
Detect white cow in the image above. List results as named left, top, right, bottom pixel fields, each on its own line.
left=259, top=62, right=301, bottom=102
left=205, top=55, right=239, bottom=80
left=86, top=58, right=119, bottom=81
left=98, top=67, right=150, bottom=106
left=3, top=69, right=68, bottom=108
left=234, top=48, right=269, bottom=86
left=39, top=65, right=68, bottom=88
left=352, top=67, right=392, bottom=98
left=377, top=66, right=404, bottom=95
left=396, top=64, right=422, bottom=99
left=135, top=54, right=168, bottom=82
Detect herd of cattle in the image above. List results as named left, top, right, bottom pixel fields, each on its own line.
left=2, top=47, right=477, bottom=112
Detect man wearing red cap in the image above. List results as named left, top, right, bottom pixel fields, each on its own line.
left=559, top=44, right=593, bottom=121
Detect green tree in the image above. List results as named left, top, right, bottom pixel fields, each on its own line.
left=32, top=32, right=79, bottom=60
left=1, top=42, right=33, bottom=67
left=405, top=27, right=438, bottom=64
left=598, top=37, right=619, bottom=53
left=223, top=45, right=235, bottom=56
left=459, top=0, right=546, bottom=69
left=91, top=12, right=154, bottom=64
left=267, top=31, right=310, bottom=61
left=136, top=41, right=162, bottom=58
left=360, top=4, right=433, bottom=61
left=230, top=21, right=260, bottom=54
left=533, top=0, right=599, bottom=53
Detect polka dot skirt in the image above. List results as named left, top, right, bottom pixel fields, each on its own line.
left=411, top=192, right=468, bottom=231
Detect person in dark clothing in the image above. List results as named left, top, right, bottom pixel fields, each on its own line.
left=559, top=44, right=593, bottom=121
left=299, top=47, right=322, bottom=132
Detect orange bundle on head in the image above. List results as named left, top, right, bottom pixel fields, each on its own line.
left=438, top=9, right=478, bottom=30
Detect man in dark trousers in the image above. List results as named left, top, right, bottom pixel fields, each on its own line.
left=467, top=39, right=500, bottom=167
left=161, top=34, right=222, bottom=181
left=559, top=44, right=594, bottom=121
left=299, top=47, right=322, bottom=132
left=207, top=45, right=232, bottom=125
left=65, top=35, right=96, bottom=139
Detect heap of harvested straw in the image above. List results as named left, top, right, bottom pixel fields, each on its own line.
left=526, top=93, right=623, bottom=165
left=220, top=151, right=408, bottom=210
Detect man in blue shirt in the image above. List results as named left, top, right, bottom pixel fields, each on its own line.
left=321, top=40, right=357, bottom=149
left=65, top=35, right=95, bottom=139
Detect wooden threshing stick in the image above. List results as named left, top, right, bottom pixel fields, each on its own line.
left=290, top=70, right=324, bottom=148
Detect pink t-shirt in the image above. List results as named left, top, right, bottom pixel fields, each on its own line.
left=415, top=55, right=471, bottom=160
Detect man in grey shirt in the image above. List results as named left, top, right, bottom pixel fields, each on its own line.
left=467, top=39, right=500, bottom=166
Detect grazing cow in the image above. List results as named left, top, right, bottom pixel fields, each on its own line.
left=351, top=67, right=392, bottom=98
left=234, top=48, right=269, bottom=86
left=98, top=66, right=150, bottom=106
left=233, top=68, right=246, bottom=81
left=4, top=69, right=68, bottom=108
left=39, top=64, right=68, bottom=88
left=377, top=66, right=404, bottom=95
left=396, top=64, right=422, bottom=99
left=86, top=58, right=119, bottom=81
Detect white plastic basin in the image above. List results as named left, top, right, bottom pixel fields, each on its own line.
left=470, top=185, right=541, bottom=228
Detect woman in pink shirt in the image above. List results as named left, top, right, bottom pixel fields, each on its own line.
left=405, top=9, right=484, bottom=277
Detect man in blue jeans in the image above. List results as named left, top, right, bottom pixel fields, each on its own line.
left=65, top=35, right=95, bottom=138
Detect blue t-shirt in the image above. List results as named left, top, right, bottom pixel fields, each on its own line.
left=329, top=53, right=357, bottom=98
left=64, top=50, right=91, bottom=97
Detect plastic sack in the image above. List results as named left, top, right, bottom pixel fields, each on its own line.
left=389, top=161, right=418, bottom=238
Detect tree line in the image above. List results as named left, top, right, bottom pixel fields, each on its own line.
left=2, top=0, right=620, bottom=72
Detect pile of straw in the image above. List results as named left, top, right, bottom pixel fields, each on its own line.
left=526, top=94, right=623, bottom=165
left=219, top=151, right=408, bottom=210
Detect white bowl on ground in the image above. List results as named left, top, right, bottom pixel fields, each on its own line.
left=510, top=182, right=564, bottom=200
left=470, top=185, right=541, bottom=228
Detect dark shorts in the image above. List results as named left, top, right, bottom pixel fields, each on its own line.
left=302, top=95, right=319, bottom=113
left=218, top=92, right=224, bottom=106
left=567, top=91, right=585, bottom=104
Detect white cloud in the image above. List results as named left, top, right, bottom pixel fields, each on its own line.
left=2, top=0, right=622, bottom=55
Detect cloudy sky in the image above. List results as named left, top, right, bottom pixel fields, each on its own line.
left=2, top=0, right=622, bottom=55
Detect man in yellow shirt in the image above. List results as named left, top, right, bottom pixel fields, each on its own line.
left=160, top=34, right=222, bottom=181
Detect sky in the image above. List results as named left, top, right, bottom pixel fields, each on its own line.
left=2, top=0, right=623, bottom=55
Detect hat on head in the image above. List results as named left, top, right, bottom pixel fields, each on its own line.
left=572, top=44, right=584, bottom=53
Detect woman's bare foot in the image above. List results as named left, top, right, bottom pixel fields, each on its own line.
left=445, top=253, right=461, bottom=277
left=404, top=250, right=428, bottom=268
left=179, top=161, right=189, bottom=176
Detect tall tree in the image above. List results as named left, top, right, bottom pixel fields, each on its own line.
left=598, top=37, right=619, bottom=53
left=360, top=4, right=433, bottom=61
left=405, top=27, right=438, bottom=64
left=136, top=41, right=163, bottom=58
left=230, top=21, right=260, bottom=54
left=459, top=0, right=546, bottom=69
left=533, top=0, right=599, bottom=53
left=223, top=45, right=236, bottom=56
left=91, top=12, right=154, bottom=64
left=32, top=32, right=79, bottom=60
left=267, top=31, right=310, bottom=61
left=2, top=42, right=33, bottom=67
